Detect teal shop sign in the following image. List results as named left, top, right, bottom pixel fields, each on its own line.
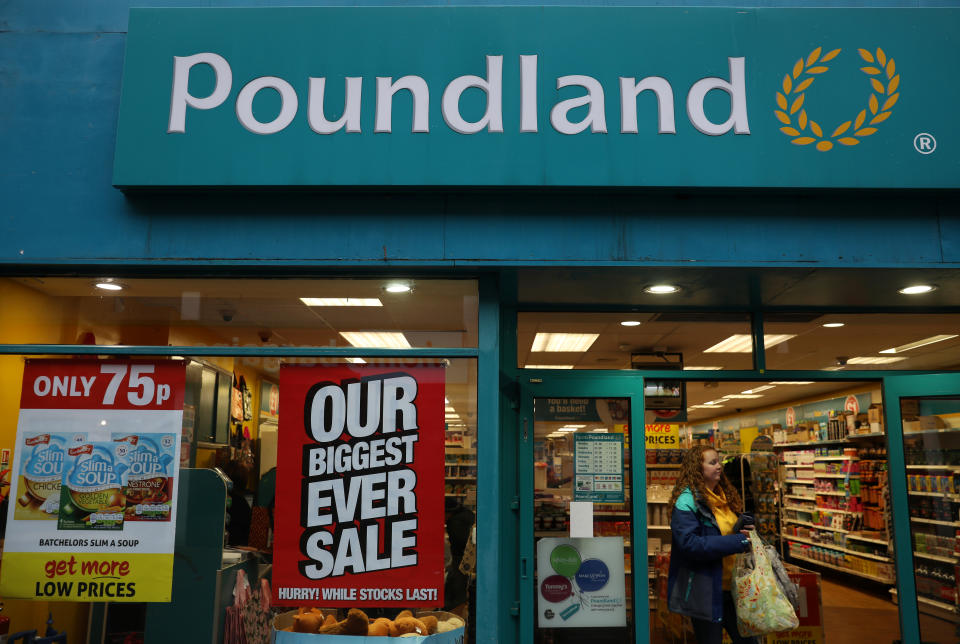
left=114, top=7, right=960, bottom=188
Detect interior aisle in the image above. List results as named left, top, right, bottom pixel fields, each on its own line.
left=819, top=577, right=956, bottom=644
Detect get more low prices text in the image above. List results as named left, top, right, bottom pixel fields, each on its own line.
left=273, top=365, right=445, bottom=606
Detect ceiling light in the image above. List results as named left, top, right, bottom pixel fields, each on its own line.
left=684, top=366, right=723, bottom=370
left=741, top=385, right=774, bottom=394
left=703, top=334, right=796, bottom=353
left=301, top=297, right=383, bottom=307
left=591, top=428, right=609, bottom=433
left=879, top=334, right=959, bottom=354
left=620, top=320, right=642, bottom=327
left=346, top=357, right=367, bottom=364
left=384, top=282, right=413, bottom=293
left=722, top=394, right=763, bottom=399
left=822, top=365, right=846, bottom=371
left=644, top=284, right=679, bottom=294
left=563, top=425, right=587, bottom=428
left=531, top=333, right=599, bottom=353
left=898, top=284, right=936, bottom=295
left=690, top=404, right=725, bottom=409
left=339, top=331, right=411, bottom=349
left=94, top=281, right=123, bottom=291
left=558, top=427, right=579, bottom=433
left=445, top=406, right=456, bottom=412
left=846, top=356, right=909, bottom=364
left=524, top=365, right=576, bottom=369
left=822, top=322, right=845, bottom=328
left=702, top=399, right=727, bottom=406
left=770, top=381, right=814, bottom=385
left=445, top=397, right=449, bottom=404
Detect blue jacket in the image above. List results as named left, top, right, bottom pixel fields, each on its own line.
left=667, top=487, right=749, bottom=622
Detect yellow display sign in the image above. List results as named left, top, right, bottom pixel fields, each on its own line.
left=0, top=552, right=173, bottom=602
left=645, top=424, right=680, bottom=448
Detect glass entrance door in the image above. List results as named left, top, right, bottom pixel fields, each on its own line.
left=884, top=374, right=960, bottom=644
left=518, top=374, right=646, bottom=644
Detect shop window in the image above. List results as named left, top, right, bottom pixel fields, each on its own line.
left=763, top=313, right=960, bottom=371
left=0, top=277, right=478, bottom=350
left=518, top=312, right=754, bottom=371
left=0, top=351, right=477, bottom=640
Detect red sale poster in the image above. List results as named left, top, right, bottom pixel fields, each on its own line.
left=273, top=364, right=446, bottom=607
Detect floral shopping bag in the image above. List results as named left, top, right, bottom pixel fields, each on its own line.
left=733, top=531, right=799, bottom=636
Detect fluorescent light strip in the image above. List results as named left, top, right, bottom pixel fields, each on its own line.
left=879, top=334, right=959, bottom=354
left=846, top=356, right=909, bottom=364
left=346, top=357, right=367, bottom=364
left=822, top=366, right=846, bottom=371
left=684, top=366, right=723, bottom=370
left=445, top=406, right=456, bottom=413
left=591, top=428, right=609, bottom=433
left=770, top=381, right=815, bottom=385
left=339, top=331, right=411, bottom=349
left=531, top=333, right=599, bottom=353
left=524, top=365, right=576, bottom=369
left=703, top=399, right=727, bottom=406
left=301, top=297, right=383, bottom=307
left=722, top=394, right=764, bottom=399
left=703, top=334, right=796, bottom=353
left=741, top=385, right=775, bottom=394
left=690, top=404, right=725, bottom=409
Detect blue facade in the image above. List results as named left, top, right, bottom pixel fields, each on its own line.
left=1, top=1, right=958, bottom=270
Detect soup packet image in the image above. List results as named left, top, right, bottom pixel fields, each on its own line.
left=113, top=433, right=176, bottom=521
left=57, top=442, right=125, bottom=530
left=15, top=432, right=85, bottom=521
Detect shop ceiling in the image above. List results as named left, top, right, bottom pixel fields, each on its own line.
left=10, top=267, right=960, bottom=427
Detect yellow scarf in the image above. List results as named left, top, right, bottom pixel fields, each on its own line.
left=703, top=485, right=739, bottom=590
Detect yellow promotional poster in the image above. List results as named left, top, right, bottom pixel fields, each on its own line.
left=645, top=423, right=680, bottom=449
left=0, top=360, right=185, bottom=603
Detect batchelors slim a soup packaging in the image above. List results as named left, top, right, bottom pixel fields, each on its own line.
left=15, top=432, right=85, bottom=521
left=113, top=433, right=176, bottom=521
left=57, top=442, right=125, bottom=530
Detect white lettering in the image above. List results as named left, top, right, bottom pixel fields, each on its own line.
left=375, top=76, right=430, bottom=133
left=168, top=52, right=233, bottom=133
left=442, top=55, right=504, bottom=134
left=520, top=55, right=538, bottom=133
left=236, top=76, right=299, bottom=135
left=550, top=75, right=607, bottom=135
left=686, top=57, right=750, bottom=136
left=308, top=77, right=363, bottom=134
left=620, top=76, right=675, bottom=134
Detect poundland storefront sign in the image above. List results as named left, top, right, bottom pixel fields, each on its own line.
left=114, top=8, right=960, bottom=188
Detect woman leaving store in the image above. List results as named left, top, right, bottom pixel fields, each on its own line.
left=667, top=445, right=757, bottom=644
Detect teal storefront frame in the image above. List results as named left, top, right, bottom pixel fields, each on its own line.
left=3, top=272, right=960, bottom=643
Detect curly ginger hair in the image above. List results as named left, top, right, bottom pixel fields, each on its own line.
left=667, top=445, right=743, bottom=519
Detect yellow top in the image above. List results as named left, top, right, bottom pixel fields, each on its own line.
left=703, top=485, right=739, bottom=591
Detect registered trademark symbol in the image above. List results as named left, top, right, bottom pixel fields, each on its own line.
left=914, top=133, right=937, bottom=154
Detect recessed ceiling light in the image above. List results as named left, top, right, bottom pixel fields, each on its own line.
left=822, top=323, right=845, bottom=328
left=557, top=427, right=579, bottom=433
left=822, top=365, right=846, bottom=371
left=722, top=394, right=764, bottom=399
left=620, top=320, right=642, bottom=327
left=591, top=428, right=609, bottom=433
left=445, top=406, right=457, bottom=412
left=346, top=357, right=367, bottom=364
left=770, top=381, right=815, bottom=385
left=644, top=284, right=679, bottom=294
left=301, top=297, right=383, bottom=307
left=384, top=282, right=412, bottom=294
left=531, top=333, right=599, bottom=353
left=741, top=385, right=775, bottom=394
left=339, top=331, right=411, bottom=349
left=690, top=404, right=725, bottom=409
left=94, top=281, right=123, bottom=291
left=879, top=334, right=959, bottom=354
left=846, top=356, right=909, bottom=364
left=898, top=284, right=936, bottom=295
left=684, top=366, right=723, bottom=371
left=703, top=334, right=796, bottom=353
left=524, top=365, right=576, bottom=369
left=564, top=425, right=587, bottom=428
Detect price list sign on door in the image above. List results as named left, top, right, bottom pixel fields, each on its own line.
left=573, top=433, right=624, bottom=503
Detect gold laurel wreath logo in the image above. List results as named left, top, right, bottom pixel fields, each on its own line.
left=775, top=47, right=900, bottom=151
